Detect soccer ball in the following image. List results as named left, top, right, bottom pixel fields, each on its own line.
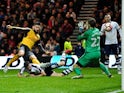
left=104, top=23, right=112, bottom=32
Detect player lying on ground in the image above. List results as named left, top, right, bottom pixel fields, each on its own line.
left=18, top=52, right=73, bottom=77
left=18, top=61, right=65, bottom=77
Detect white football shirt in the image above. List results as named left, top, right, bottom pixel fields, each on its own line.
left=100, top=21, right=121, bottom=45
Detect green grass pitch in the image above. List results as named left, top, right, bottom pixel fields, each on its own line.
left=0, top=68, right=123, bottom=93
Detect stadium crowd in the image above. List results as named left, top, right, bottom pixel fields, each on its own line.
left=0, top=0, right=121, bottom=58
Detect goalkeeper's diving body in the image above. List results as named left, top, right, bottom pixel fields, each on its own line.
left=62, top=17, right=112, bottom=79
left=4, top=23, right=45, bottom=73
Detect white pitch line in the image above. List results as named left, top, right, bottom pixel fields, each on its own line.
left=108, top=90, right=124, bottom=93
left=0, top=75, right=17, bottom=78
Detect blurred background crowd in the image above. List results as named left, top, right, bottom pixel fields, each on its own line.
left=0, top=0, right=122, bottom=58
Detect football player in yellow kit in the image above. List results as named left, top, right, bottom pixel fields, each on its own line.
left=4, top=24, right=44, bottom=73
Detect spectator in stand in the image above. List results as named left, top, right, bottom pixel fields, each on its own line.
left=74, top=42, right=85, bottom=58
left=68, top=1, right=74, bottom=9
left=55, top=31, right=64, bottom=52
left=56, top=13, right=64, bottom=27
left=1, top=20, right=7, bottom=34
left=42, top=37, right=55, bottom=56
left=0, top=22, right=7, bottom=41
left=64, top=37, right=73, bottom=55
left=48, top=16, right=56, bottom=29
left=23, top=20, right=29, bottom=27
left=96, top=11, right=104, bottom=27
left=61, top=19, right=73, bottom=39
left=41, top=32, right=49, bottom=45
left=18, top=13, right=25, bottom=26
left=65, top=12, right=75, bottom=29
left=10, top=14, right=18, bottom=25
left=8, top=35, right=16, bottom=49
left=51, top=8, right=57, bottom=17
left=27, top=10, right=36, bottom=21
left=0, top=10, right=5, bottom=20
left=41, top=8, right=51, bottom=25
left=68, top=8, right=77, bottom=22
left=54, top=1, right=62, bottom=13
left=0, top=49, right=6, bottom=56
left=50, top=29, right=57, bottom=40
left=0, top=39, right=9, bottom=55
left=53, top=39, right=61, bottom=55
left=62, top=4, right=68, bottom=17
left=53, top=20, right=59, bottom=31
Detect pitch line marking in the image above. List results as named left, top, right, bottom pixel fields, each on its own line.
left=108, top=90, right=124, bottom=93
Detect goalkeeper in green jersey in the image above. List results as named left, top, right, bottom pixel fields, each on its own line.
left=62, top=17, right=112, bottom=79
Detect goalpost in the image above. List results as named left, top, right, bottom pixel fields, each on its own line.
left=121, top=0, right=124, bottom=90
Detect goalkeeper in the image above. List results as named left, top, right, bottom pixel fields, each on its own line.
left=61, top=18, right=112, bottom=79
left=4, top=23, right=45, bottom=73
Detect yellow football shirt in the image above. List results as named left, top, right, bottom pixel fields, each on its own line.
left=20, top=29, right=40, bottom=49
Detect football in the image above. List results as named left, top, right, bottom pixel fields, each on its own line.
left=104, top=22, right=112, bottom=32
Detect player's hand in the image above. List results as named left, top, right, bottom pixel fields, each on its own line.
left=6, top=25, right=13, bottom=29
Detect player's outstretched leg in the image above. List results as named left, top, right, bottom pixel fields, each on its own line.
left=71, top=67, right=83, bottom=79
left=3, top=66, right=8, bottom=73
left=62, top=68, right=73, bottom=76
left=99, top=62, right=112, bottom=78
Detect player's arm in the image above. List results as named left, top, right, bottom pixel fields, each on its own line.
left=50, top=71, right=64, bottom=77
left=29, top=72, right=46, bottom=77
left=7, top=25, right=31, bottom=31
left=100, top=24, right=106, bottom=36
left=116, top=23, right=122, bottom=38
left=77, top=33, right=86, bottom=41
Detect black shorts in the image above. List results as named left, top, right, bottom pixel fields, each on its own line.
left=104, top=44, right=118, bottom=56
left=44, top=66, right=53, bottom=76
left=20, top=44, right=35, bottom=61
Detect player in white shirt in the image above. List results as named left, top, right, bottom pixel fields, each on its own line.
left=18, top=52, right=73, bottom=77
left=100, top=14, right=122, bottom=74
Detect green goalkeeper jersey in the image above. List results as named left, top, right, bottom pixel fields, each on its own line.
left=77, top=28, right=100, bottom=53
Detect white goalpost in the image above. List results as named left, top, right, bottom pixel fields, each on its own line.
left=121, top=0, right=124, bottom=90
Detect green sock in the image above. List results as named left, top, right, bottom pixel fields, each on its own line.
left=74, top=67, right=82, bottom=75
left=99, top=62, right=111, bottom=76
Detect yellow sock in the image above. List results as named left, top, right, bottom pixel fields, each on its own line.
left=6, top=54, right=20, bottom=66
left=31, top=58, right=40, bottom=64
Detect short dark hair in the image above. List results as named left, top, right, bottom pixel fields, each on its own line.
left=88, top=18, right=96, bottom=28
